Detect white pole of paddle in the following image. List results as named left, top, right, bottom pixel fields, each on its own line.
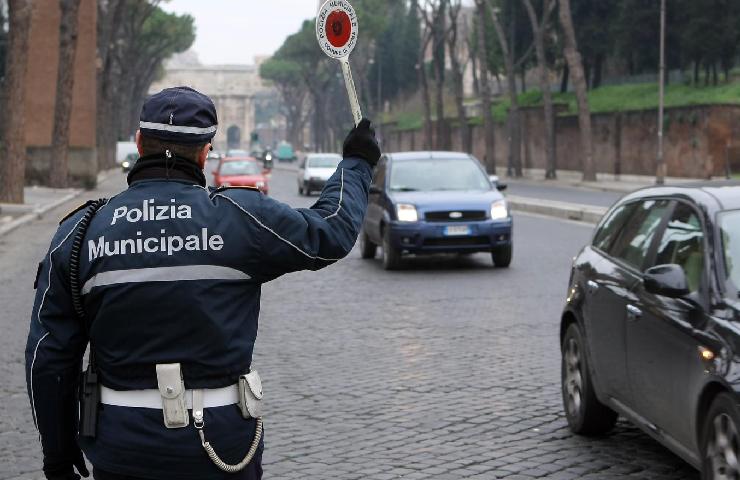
left=340, top=57, right=363, bottom=126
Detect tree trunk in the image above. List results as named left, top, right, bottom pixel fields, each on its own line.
left=522, top=0, right=557, bottom=179
left=471, top=48, right=480, bottom=96
left=485, top=3, right=521, bottom=177
left=433, top=57, right=446, bottom=151
left=96, top=0, right=126, bottom=171
left=432, top=1, right=447, bottom=150
left=558, top=0, right=595, bottom=181
left=418, top=26, right=433, bottom=150
left=693, top=60, right=699, bottom=85
left=447, top=3, right=469, bottom=153
left=593, top=53, right=604, bottom=89
left=560, top=63, right=569, bottom=93
left=49, top=0, right=82, bottom=188
left=476, top=2, right=495, bottom=172
left=0, top=0, right=34, bottom=203
left=704, top=63, right=710, bottom=86
left=520, top=68, right=526, bottom=92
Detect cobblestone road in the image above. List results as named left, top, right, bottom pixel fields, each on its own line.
left=0, top=168, right=698, bottom=479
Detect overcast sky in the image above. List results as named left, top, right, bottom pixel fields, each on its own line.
left=161, top=1, right=319, bottom=65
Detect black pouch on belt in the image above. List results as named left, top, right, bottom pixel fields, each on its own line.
left=79, top=354, right=100, bottom=438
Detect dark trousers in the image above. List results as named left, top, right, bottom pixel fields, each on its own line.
left=93, top=459, right=263, bottom=480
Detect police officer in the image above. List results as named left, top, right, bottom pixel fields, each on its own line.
left=25, top=86, right=380, bottom=480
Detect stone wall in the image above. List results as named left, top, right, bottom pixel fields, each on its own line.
left=24, top=0, right=98, bottom=187
left=381, top=104, right=740, bottom=178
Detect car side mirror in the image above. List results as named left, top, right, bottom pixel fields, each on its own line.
left=644, top=264, right=690, bottom=298
left=489, top=175, right=507, bottom=191
left=369, top=185, right=382, bottom=195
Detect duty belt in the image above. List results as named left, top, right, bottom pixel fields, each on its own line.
left=100, top=384, right=239, bottom=409
left=100, top=363, right=264, bottom=474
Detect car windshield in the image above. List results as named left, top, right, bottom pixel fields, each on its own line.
left=389, top=158, right=491, bottom=192
left=719, top=210, right=740, bottom=292
left=308, top=157, right=341, bottom=169
left=220, top=161, right=259, bottom=176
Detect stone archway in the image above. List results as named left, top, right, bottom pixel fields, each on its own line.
left=227, top=125, right=242, bottom=150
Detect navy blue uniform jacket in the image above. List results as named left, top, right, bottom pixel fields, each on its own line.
left=25, top=156, right=372, bottom=479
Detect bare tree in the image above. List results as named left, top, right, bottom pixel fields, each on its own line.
left=482, top=1, right=532, bottom=177
left=446, top=0, right=471, bottom=152
left=521, top=0, right=557, bottom=179
left=420, top=0, right=449, bottom=150
left=96, top=0, right=128, bottom=170
left=49, top=0, right=82, bottom=188
left=558, top=0, right=595, bottom=181
left=0, top=0, right=33, bottom=203
left=475, top=1, right=496, bottom=172
left=417, top=2, right=434, bottom=149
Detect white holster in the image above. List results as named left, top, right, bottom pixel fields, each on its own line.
left=238, top=370, right=263, bottom=419
left=156, top=363, right=189, bottom=428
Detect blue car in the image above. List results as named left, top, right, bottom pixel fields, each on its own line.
left=360, top=152, right=512, bottom=270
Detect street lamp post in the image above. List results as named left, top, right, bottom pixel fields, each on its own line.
left=656, top=0, right=666, bottom=185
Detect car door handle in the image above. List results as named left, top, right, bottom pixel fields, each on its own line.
left=626, top=304, right=643, bottom=320
left=586, top=280, right=599, bottom=294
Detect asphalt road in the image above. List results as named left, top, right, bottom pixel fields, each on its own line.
left=0, top=167, right=697, bottom=479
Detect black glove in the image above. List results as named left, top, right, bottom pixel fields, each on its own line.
left=43, top=449, right=89, bottom=480
left=343, top=118, right=381, bottom=168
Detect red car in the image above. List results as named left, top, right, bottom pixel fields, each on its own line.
left=213, top=157, right=269, bottom=195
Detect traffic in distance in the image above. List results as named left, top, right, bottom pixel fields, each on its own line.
left=114, top=142, right=740, bottom=479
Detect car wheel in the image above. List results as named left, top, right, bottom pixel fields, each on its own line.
left=702, top=393, right=740, bottom=480
left=381, top=228, right=402, bottom=270
left=561, top=323, right=618, bottom=435
left=492, top=244, right=512, bottom=268
left=298, top=184, right=304, bottom=196
left=360, top=231, right=377, bottom=259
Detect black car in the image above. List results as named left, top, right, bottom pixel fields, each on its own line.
left=560, top=182, right=740, bottom=479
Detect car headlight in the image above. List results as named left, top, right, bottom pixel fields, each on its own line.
left=490, top=200, right=508, bottom=220
left=396, top=204, right=418, bottom=222
left=256, top=181, right=265, bottom=189
left=122, top=161, right=130, bottom=168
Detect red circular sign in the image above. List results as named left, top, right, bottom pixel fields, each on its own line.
left=326, top=10, right=352, bottom=48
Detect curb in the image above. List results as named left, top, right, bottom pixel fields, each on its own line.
left=0, top=190, right=82, bottom=238
left=0, top=168, right=117, bottom=239
left=507, top=195, right=607, bottom=224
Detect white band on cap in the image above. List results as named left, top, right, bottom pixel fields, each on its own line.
left=140, top=121, right=217, bottom=135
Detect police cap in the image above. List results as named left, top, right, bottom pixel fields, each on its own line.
left=139, top=86, right=218, bottom=145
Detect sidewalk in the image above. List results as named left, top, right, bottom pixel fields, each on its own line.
left=0, top=169, right=116, bottom=237
left=495, top=167, right=708, bottom=193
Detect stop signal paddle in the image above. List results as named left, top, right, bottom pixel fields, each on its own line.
left=316, top=0, right=362, bottom=126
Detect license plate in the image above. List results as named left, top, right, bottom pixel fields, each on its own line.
left=444, top=225, right=471, bottom=236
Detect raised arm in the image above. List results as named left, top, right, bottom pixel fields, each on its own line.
left=216, top=120, right=380, bottom=282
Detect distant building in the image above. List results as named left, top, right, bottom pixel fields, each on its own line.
left=149, top=51, right=271, bottom=152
